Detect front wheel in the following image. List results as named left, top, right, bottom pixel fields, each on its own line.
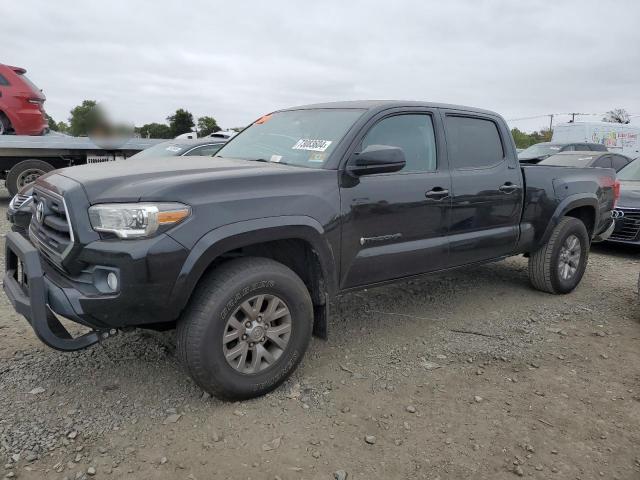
left=528, top=216, right=589, bottom=294
left=177, top=257, right=313, bottom=400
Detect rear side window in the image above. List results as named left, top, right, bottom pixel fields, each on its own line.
left=612, top=155, right=630, bottom=171
left=445, top=116, right=504, bottom=169
left=592, top=156, right=612, bottom=169
left=361, top=114, right=437, bottom=172
left=0, top=74, right=8, bottom=86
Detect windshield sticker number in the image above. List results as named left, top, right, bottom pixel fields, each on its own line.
left=292, top=139, right=332, bottom=152
left=270, top=155, right=282, bottom=163
left=309, top=153, right=325, bottom=162
left=166, top=145, right=181, bottom=152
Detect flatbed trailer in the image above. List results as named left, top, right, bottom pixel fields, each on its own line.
left=0, top=134, right=164, bottom=195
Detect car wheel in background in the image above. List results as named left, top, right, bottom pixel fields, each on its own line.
left=5, top=159, right=55, bottom=196
left=529, top=216, right=589, bottom=294
left=177, top=257, right=313, bottom=400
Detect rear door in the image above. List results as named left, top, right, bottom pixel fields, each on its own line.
left=339, top=108, right=451, bottom=288
left=441, top=111, right=523, bottom=266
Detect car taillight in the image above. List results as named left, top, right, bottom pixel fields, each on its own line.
left=613, top=179, right=621, bottom=206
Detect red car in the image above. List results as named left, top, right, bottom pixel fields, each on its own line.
left=0, top=64, right=47, bottom=136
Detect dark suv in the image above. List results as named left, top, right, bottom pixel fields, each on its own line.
left=518, top=142, right=607, bottom=164
left=4, top=101, right=617, bottom=400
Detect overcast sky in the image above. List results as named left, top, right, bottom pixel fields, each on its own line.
left=3, top=0, right=639, bottom=132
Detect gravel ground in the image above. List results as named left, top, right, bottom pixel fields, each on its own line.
left=0, top=189, right=639, bottom=479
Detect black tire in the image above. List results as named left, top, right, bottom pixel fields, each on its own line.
left=177, top=257, right=313, bottom=400
left=528, top=216, right=589, bottom=294
left=0, top=112, right=10, bottom=135
left=6, top=159, right=55, bottom=196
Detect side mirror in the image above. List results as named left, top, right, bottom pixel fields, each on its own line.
left=346, top=145, right=406, bottom=176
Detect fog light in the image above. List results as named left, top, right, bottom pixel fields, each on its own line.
left=106, top=272, right=118, bottom=291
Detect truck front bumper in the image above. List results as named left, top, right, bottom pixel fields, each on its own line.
left=3, top=231, right=104, bottom=351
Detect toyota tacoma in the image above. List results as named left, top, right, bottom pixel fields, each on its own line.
left=4, top=101, right=618, bottom=400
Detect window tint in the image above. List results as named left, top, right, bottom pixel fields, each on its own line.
left=184, top=144, right=224, bottom=156
left=592, top=156, right=612, bottom=169
left=562, top=145, right=576, bottom=152
left=612, top=155, right=630, bottom=171
left=361, top=114, right=436, bottom=172
left=445, top=116, right=504, bottom=169
left=0, top=74, right=8, bottom=86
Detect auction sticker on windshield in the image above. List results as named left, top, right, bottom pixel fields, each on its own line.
left=292, top=139, right=332, bottom=152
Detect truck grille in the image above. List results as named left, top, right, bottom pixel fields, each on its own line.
left=610, top=208, right=640, bottom=242
left=29, top=187, right=75, bottom=264
left=9, top=193, right=32, bottom=210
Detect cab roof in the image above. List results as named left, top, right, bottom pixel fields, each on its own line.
left=278, top=100, right=500, bottom=117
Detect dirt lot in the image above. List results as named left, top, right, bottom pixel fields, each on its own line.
left=0, top=190, right=639, bottom=480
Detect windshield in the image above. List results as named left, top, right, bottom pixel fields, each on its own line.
left=129, top=142, right=191, bottom=159
left=539, top=153, right=596, bottom=167
left=618, top=159, right=640, bottom=181
left=518, top=143, right=562, bottom=159
left=215, top=109, right=365, bottom=168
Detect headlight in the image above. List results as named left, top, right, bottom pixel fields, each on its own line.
left=88, top=203, right=190, bottom=239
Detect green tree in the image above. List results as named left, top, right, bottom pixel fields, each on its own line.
left=137, top=122, right=172, bottom=139
left=511, top=127, right=553, bottom=149
left=196, top=116, right=221, bottom=136
left=46, top=113, right=58, bottom=131
left=510, top=128, right=532, bottom=149
left=68, top=100, right=99, bottom=136
left=167, top=109, right=194, bottom=137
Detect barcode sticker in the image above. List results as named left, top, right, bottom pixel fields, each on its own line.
left=292, top=139, right=332, bottom=152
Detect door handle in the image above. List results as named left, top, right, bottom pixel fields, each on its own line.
left=425, top=188, right=449, bottom=200
left=499, top=183, right=520, bottom=194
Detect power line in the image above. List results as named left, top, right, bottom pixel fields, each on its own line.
left=507, top=112, right=640, bottom=122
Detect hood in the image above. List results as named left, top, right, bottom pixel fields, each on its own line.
left=44, top=156, right=319, bottom=203
left=617, top=180, right=640, bottom=208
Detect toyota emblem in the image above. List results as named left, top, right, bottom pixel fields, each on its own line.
left=611, top=209, right=625, bottom=219
left=35, top=201, right=45, bottom=223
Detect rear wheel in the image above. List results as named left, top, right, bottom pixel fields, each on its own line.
left=528, top=216, right=589, bottom=294
left=6, top=159, right=55, bottom=196
left=177, top=257, right=313, bottom=400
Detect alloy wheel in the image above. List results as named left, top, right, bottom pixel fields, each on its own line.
left=222, top=294, right=292, bottom=374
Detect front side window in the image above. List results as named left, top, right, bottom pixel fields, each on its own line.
left=215, top=109, right=365, bottom=168
left=361, top=114, right=437, bottom=172
left=446, top=116, right=504, bottom=169
left=0, top=74, right=9, bottom=86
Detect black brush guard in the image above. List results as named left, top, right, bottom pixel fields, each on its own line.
left=3, top=231, right=103, bottom=351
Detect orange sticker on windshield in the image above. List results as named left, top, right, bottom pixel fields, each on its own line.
left=255, top=114, right=272, bottom=125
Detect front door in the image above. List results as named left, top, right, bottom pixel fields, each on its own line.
left=339, top=110, right=452, bottom=289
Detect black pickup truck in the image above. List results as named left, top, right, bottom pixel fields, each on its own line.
left=3, top=101, right=617, bottom=400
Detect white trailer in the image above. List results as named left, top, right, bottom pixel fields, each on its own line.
left=552, top=121, right=640, bottom=157
left=0, top=134, right=164, bottom=195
